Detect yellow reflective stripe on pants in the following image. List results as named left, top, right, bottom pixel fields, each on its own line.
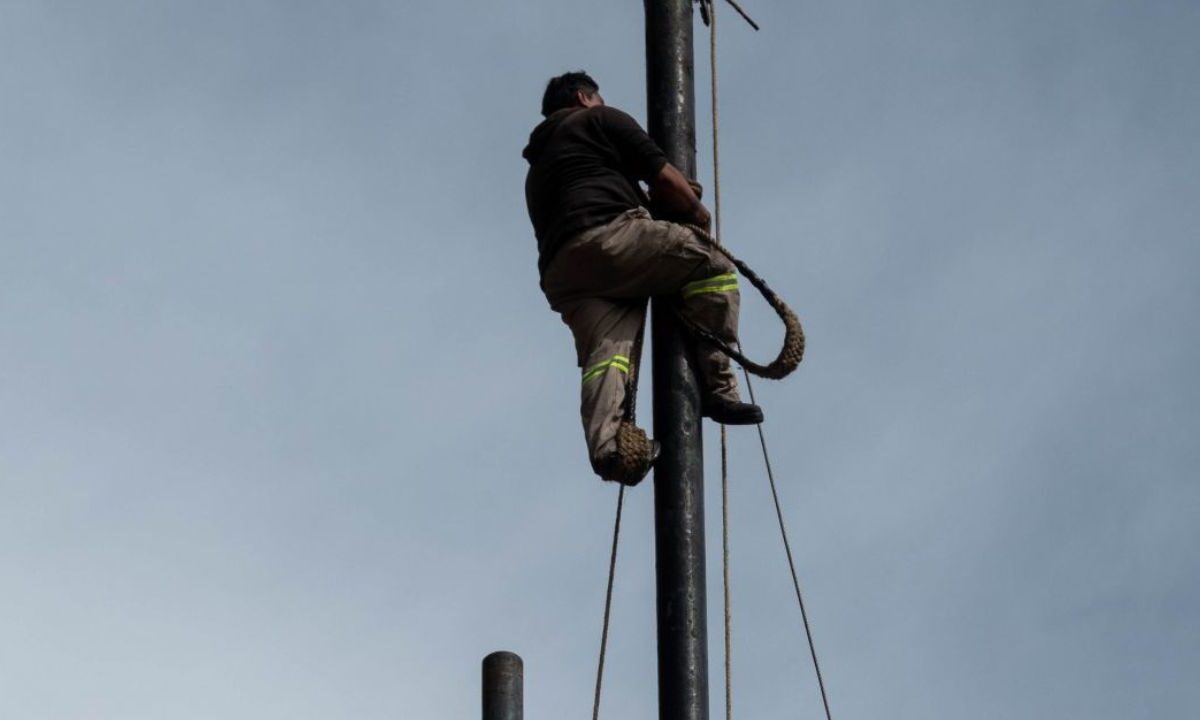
left=682, top=272, right=738, bottom=299
left=684, top=282, right=739, bottom=299
left=582, top=355, right=631, bottom=385
left=583, top=354, right=630, bottom=376
left=682, top=273, right=736, bottom=293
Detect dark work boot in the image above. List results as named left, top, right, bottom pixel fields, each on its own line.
left=702, top=398, right=764, bottom=425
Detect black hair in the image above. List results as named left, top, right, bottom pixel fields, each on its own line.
left=541, top=71, right=599, bottom=117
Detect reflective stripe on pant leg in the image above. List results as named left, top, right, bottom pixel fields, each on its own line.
left=582, top=354, right=631, bottom=385
left=561, top=298, right=647, bottom=478
left=678, top=272, right=741, bottom=403
left=681, top=272, right=739, bottom=299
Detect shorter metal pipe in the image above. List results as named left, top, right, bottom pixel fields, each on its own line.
left=482, top=651, right=523, bottom=720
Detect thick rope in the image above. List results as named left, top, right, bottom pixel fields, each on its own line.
left=665, top=1, right=801, bottom=382
left=676, top=224, right=805, bottom=380
left=610, top=422, right=654, bottom=485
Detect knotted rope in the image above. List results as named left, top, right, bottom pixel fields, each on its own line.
left=608, top=421, right=654, bottom=486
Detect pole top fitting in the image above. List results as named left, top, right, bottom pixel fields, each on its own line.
left=697, top=0, right=761, bottom=31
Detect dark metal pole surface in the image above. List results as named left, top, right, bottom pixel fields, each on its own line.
left=644, top=3, right=709, bottom=720
left=482, top=651, right=523, bottom=720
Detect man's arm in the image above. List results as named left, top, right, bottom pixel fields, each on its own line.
left=649, top=162, right=711, bottom=230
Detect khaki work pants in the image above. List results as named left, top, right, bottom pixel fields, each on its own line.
left=542, top=207, right=742, bottom=476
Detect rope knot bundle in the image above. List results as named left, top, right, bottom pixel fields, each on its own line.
left=607, top=420, right=654, bottom=487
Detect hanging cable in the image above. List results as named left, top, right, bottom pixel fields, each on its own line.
left=702, top=1, right=834, bottom=719
left=704, top=4, right=736, bottom=720
left=744, top=372, right=835, bottom=720
left=591, top=484, right=624, bottom=720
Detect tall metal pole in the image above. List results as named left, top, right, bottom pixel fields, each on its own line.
left=644, top=3, right=709, bottom=720
left=482, top=651, right=523, bottom=720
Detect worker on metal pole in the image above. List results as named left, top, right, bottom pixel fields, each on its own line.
left=522, top=71, right=763, bottom=486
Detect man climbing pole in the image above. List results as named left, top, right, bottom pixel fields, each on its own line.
left=523, top=71, right=764, bottom=486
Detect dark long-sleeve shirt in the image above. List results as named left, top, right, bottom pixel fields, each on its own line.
left=523, top=105, right=668, bottom=276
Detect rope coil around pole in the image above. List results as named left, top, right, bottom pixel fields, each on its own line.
left=676, top=224, right=805, bottom=381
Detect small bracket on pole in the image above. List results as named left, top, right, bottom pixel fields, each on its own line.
left=696, top=0, right=761, bottom=31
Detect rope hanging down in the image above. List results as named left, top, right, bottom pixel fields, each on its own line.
left=592, top=319, right=645, bottom=717
left=704, top=6, right=737, bottom=720
left=701, top=2, right=835, bottom=720
left=591, top=484, right=624, bottom=720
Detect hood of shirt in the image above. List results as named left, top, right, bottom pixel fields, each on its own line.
left=521, top=107, right=580, bottom=164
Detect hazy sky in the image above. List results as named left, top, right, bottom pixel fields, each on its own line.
left=2, top=2, right=1197, bottom=718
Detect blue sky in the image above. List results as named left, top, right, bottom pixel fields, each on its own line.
left=1, top=2, right=1197, bottom=718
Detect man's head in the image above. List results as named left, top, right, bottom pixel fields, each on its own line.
left=541, top=71, right=604, bottom=117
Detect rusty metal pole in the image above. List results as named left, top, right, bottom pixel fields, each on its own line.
left=482, top=651, right=523, bottom=720
left=644, top=3, right=710, bottom=720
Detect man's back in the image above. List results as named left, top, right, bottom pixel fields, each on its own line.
left=523, top=105, right=667, bottom=275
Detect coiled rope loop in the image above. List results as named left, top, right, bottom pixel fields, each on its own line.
left=678, top=223, right=805, bottom=380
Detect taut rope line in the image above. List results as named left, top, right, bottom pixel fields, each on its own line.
left=591, top=484, right=624, bottom=720
left=706, top=5, right=736, bottom=720
left=744, top=372, right=835, bottom=720
left=702, top=2, right=834, bottom=720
